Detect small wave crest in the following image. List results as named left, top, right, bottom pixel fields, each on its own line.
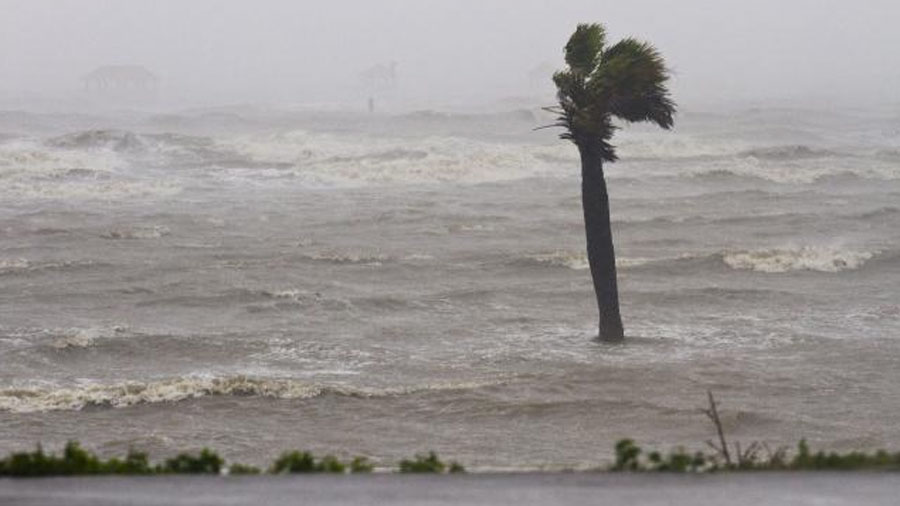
left=521, top=247, right=877, bottom=274
left=46, top=129, right=216, bottom=156
left=49, top=326, right=131, bottom=349
left=3, top=325, right=130, bottom=350
left=614, top=134, right=744, bottom=159
left=47, top=130, right=146, bottom=152
left=0, top=257, right=99, bottom=276
left=299, top=250, right=390, bottom=265
left=256, top=289, right=353, bottom=311
left=875, top=149, right=900, bottom=161
left=722, top=247, right=876, bottom=273
left=101, top=225, right=170, bottom=240
left=523, top=251, right=654, bottom=271
left=739, top=145, right=837, bottom=160
left=0, top=258, right=30, bottom=274
left=687, top=165, right=899, bottom=184
left=0, top=376, right=507, bottom=413
left=615, top=138, right=840, bottom=162
left=51, top=329, right=101, bottom=349
left=853, top=207, right=900, bottom=220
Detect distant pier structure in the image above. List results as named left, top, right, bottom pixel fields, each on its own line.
left=359, top=61, right=398, bottom=113
left=82, top=65, right=159, bottom=92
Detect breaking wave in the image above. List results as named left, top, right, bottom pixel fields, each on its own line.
left=0, top=376, right=508, bottom=413
left=7, top=127, right=900, bottom=194
left=0, top=139, right=121, bottom=177
left=219, top=131, right=571, bottom=186
left=0, top=137, right=181, bottom=200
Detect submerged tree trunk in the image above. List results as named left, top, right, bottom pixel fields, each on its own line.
left=579, top=143, right=625, bottom=341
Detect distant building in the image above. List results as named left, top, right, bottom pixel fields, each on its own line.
left=82, top=65, right=159, bottom=91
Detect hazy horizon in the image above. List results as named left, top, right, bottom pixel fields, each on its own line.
left=2, top=0, right=899, bottom=112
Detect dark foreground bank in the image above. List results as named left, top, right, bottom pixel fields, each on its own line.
left=3, top=473, right=900, bottom=506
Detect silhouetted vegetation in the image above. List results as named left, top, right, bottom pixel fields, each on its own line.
left=349, top=456, right=374, bottom=473
left=611, top=438, right=718, bottom=472
left=609, top=438, right=900, bottom=472
left=398, top=451, right=465, bottom=473
left=270, top=451, right=317, bottom=473
left=0, top=442, right=153, bottom=477
left=317, top=455, right=347, bottom=473
left=0, top=443, right=243, bottom=477
left=269, top=451, right=347, bottom=474
left=1, top=420, right=897, bottom=478
left=608, top=392, right=900, bottom=472
left=268, top=451, right=358, bottom=474
left=398, top=451, right=444, bottom=473
left=102, top=449, right=154, bottom=475
left=790, top=439, right=900, bottom=471
left=448, top=461, right=466, bottom=473
left=227, top=463, right=261, bottom=475
left=160, top=449, right=223, bottom=474
left=0, top=444, right=376, bottom=477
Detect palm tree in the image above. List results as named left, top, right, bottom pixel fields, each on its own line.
left=547, top=23, right=675, bottom=341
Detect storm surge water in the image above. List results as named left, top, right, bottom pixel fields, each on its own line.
left=1, top=106, right=899, bottom=470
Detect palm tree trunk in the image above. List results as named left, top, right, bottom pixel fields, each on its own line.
left=579, top=143, right=625, bottom=341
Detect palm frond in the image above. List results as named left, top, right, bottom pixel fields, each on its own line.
left=552, top=69, right=617, bottom=160
left=564, top=24, right=606, bottom=75
left=593, top=38, right=675, bottom=129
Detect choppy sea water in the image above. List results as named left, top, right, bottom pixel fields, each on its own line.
left=1, top=105, right=899, bottom=469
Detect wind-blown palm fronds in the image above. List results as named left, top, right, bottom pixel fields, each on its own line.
left=549, top=23, right=675, bottom=162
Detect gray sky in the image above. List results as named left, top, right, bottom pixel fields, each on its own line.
left=2, top=0, right=899, bottom=109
